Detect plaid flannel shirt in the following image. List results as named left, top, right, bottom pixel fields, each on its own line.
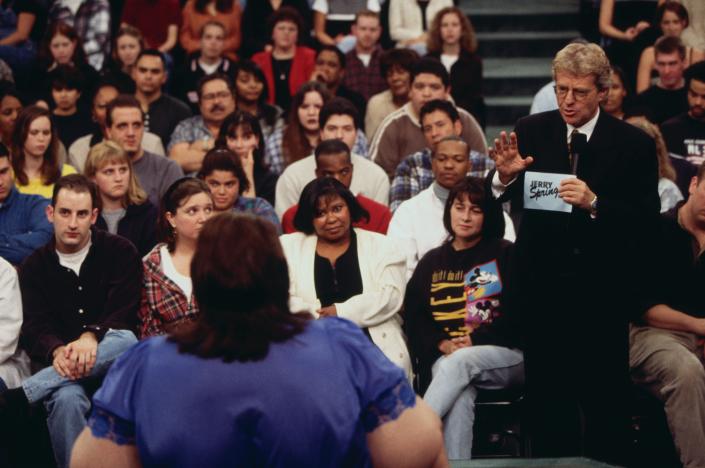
left=264, top=127, right=369, bottom=175
left=50, top=0, right=111, bottom=71
left=342, top=47, right=387, bottom=101
left=389, top=148, right=494, bottom=212
left=167, top=115, right=212, bottom=152
left=139, top=244, right=199, bottom=338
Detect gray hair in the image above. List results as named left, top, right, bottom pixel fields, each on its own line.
left=552, top=42, right=611, bottom=91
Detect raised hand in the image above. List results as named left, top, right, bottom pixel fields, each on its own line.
left=490, top=131, right=534, bottom=185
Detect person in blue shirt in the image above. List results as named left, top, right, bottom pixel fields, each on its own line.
left=0, top=142, right=52, bottom=265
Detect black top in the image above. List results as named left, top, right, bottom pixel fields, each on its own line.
left=5, top=0, right=47, bottom=42
left=314, top=230, right=363, bottom=307
left=18, top=229, right=142, bottom=364
left=336, top=85, right=366, bottom=129
left=94, top=200, right=158, bottom=257
left=272, top=57, right=292, bottom=112
left=53, top=111, right=93, bottom=149
left=145, top=93, right=192, bottom=149
left=174, top=54, right=236, bottom=113
left=634, top=85, right=689, bottom=125
left=661, top=113, right=705, bottom=195
left=254, top=164, right=278, bottom=206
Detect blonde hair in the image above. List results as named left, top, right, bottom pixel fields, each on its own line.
left=552, top=42, right=611, bottom=91
left=84, top=140, right=148, bottom=206
left=626, top=116, right=677, bottom=181
left=427, top=7, right=477, bottom=55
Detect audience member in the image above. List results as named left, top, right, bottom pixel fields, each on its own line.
left=626, top=116, right=683, bottom=212
left=180, top=0, right=242, bottom=61
left=275, top=97, right=388, bottom=216
left=48, top=65, right=92, bottom=149
left=282, top=139, right=391, bottom=234
left=198, top=147, right=280, bottom=231
left=216, top=110, right=278, bottom=205
left=0, top=257, right=30, bottom=390
left=312, top=0, right=378, bottom=52
left=0, top=85, right=22, bottom=145
left=241, top=0, right=312, bottom=57
left=132, top=50, right=191, bottom=149
left=0, top=0, right=46, bottom=74
left=490, top=42, right=659, bottom=464
left=120, top=0, right=179, bottom=54
left=636, top=1, right=704, bottom=94
left=169, top=73, right=236, bottom=173
left=252, top=7, right=315, bottom=113
left=370, top=57, right=487, bottom=178
left=0, top=142, right=52, bottom=265
left=389, top=136, right=514, bottom=278
left=529, top=81, right=558, bottom=115
left=388, top=0, right=452, bottom=55
left=70, top=213, right=444, bottom=468
left=105, top=95, right=183, bottom=207
left=635, top=36, right=689, bottom=124
left=629, top=161, right=705, bottom=468
left=139, top=177, right=213, bottom=338
left=264, top=81, right=331, bottom=175
left=281, top=177, right=411, bottom=376
left=177, top=21, right=236, bottom=112
left=10, top=174, right=140, bottom=468
left=84, top=140, right=157, bottom=256
left=426, top=6, right=485, bottom=128
left=232, top=60, right=284, bottom=140
left=102, top=25, right=141, bottom=93
left=312, top=45, right=366, bottom=120
left=662, top=61, right=705, bottom=195
left=365, top=48, right=418, bottom=139
left=390, top=99, right=493, bottom=211
left=68, top=81, right=165, bottom=172
left=602, top=66, right=631, bottom=120
left=49, top=0, right=111, bottom=71
left=405, top=176, right=523, bottom=459
left=11, top=105, right=76, bottom=199
left=342, top=10, right=386, bottom=101
left=680, top=0, right=705, bottom=51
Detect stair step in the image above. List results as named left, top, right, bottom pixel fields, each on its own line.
left=477, top=30, right=580, bottom=57
left=484, top=96, right=532, bottom=127
left=483, top=58, right=553, bottom=79
left=484, top=76, right=548, bottom=97
left=462, top=0, right=579, bottom=15
left=485, top=125, right=515, bottom=143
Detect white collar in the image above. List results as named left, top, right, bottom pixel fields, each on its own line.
left=566, top=107, right=600, bottom=142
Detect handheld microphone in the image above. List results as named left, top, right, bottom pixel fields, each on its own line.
left=570, top=132, right=587, bottom=175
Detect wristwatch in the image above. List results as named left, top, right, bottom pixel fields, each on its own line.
left=590, top=195, right=598, bottom=215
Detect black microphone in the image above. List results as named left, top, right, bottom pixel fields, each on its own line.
left=570, top=132, right=587, bottom=175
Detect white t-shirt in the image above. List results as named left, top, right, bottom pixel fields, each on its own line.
left=312, top=0, right=381, bottom=17
left=357, top=53, right=372, bottom=67
left=159, top=245, right=193, bottom=298
left=198, top=59, right=222, bottom=76
left=440, top=53, right=458, bottom=72
left=57, top=240, right=92, bottom=276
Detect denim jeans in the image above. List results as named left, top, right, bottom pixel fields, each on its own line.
left=21, top=329, right=138, bottom=468
left=423, top=345, right=524, bottom=460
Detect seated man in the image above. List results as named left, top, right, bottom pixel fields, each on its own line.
left=5, top=174, right=140, bottom=468
left=391, top=99, right=493, bottom=211
left=341, top=10, right=387, bottom=101
left=274, top=97, right=389, bottom=217
left=369, top=57, right=488, bottom=178
left=106, top=95, right=183, bottom=207
left=69, top=81, right=165, bottom=172
left=282, top=139, right=391, bottom=234
left=169, top=73, right=236, bottom=173
left=629, top=161, right=705, bottom=468
left=48, top=65, right=92, bottom=150
left=0, top=144, right=53, bottom=265
left=0, top=257, right=30, bottom=391
left=311, top=45, right=367, bottom=122
left=388, top=136, right=515, bottom=278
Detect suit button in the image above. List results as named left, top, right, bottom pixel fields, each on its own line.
left=78, top=286, right=82, bottom=291
left=78, top=309, right=84, bottom=314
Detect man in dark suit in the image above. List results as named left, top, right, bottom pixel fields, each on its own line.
left=490, top=42, right=660, bottom=464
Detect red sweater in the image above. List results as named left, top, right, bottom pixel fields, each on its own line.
left=282, top=194, right=391, bottom=235
left=252, top=46, right=316, bottom=105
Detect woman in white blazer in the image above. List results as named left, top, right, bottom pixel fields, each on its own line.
left=279, top=177, right=412, bottom=377
left=388, top=0, right=453, bottom=53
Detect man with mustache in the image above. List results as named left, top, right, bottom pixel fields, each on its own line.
left=662, top=61, right=705, bottom=196
left=168, top=74, right=236, bottom=173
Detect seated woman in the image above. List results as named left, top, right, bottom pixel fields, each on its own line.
left=216, top=110, right=278, bottom=205
left=232, top=59, right=284, bottom=140
left=636, top=1, right=704, bottom=93
left=139, top=178, right=214, bottom=338
left=0, top=84, right=21, bottom=146
left=10, top=105, right=76, bottom=199
left=252, top=6, right=315, bottom=113
left=602, top=66, right=632, bottom=120
left=404, top=176, right=524, bottom=460
left=71, top=213, right=446, bottom=468
left=198, top=147, right=280, bottom=232
left=280, top=178, right=412, bottom=377
left=84, top=140, right=158, bottom=256
left=388, top=0, right=453, bottom=55
left=180, top=0, right=242, bottom=60
left=101, top=25, right=142, bottom=93
left=0, top=0, right=45, bottom=74
left=426, top=6, right=485, bottom=128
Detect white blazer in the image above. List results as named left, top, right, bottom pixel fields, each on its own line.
left=0, top=258, right=30, bottom=389
left=280, top=229, right=412, bottom=377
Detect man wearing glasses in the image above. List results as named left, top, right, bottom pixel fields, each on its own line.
left=489, top=42, right=660, bottom=464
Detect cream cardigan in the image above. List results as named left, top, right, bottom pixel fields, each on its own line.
left=388, top=0, right=454, bottom=43
left=280, top=229, right=412, bottom=377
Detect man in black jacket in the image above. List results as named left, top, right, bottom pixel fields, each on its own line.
left=490, top=42, right=660, bottom=464
left=4, top=175, right=140, bottom=468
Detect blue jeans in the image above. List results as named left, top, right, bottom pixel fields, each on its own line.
left=21, top=329, right=138, bottom=468
left=423, top=345, right=524, bottom=460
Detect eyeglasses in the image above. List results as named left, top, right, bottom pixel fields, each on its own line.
left=201, top=90, right=232, bottom=102
left=553, top=85, right=595, bottom=101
